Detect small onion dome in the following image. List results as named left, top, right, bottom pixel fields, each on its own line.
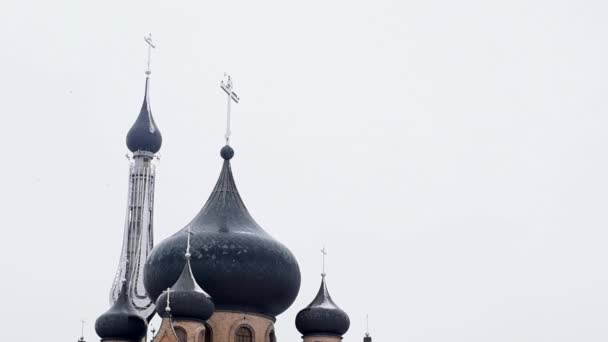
left=95, top=282, right=148, bottom=341
left=155, top=255, right=215, bottom=321
left=126, top=77, right=162, bottom=153
left=144, top=146, right=301, bottom=318
left=295, top=276, right=350, bottom=337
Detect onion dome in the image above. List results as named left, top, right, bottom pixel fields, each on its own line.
left=144, top=145, right=301, bottom=318
left=95, top=281, right=148, bottom=341
left=295, top=275, right=350, bottom=337
left=126, top=77, right=162, bottom=153
left=155, top=248, right=215, bottom=321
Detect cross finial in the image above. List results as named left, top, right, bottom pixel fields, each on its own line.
left=78, top=320, right=86, bottom=342
left=164, top=287, right=172, bottom=313
left=220, top=73, right=240, bottom=145
left=366, top=314, right=370, bottom=336
left=185, top=226, right=192, bottom=259
left=321, top=246, right=327, bottom=277
left=144, top=33, right=156, bottom=76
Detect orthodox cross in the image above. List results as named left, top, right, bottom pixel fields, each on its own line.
left=185, top=226, right=192, bottom=259
left=321, top=246, right=327, bottom=277
left=79, top=320, right=86, bottom=341
left=164, top=287, right=172, bottom=313
left=144, top=33, right=156, bottom=76
left=220, top=73, right=240, bottom=145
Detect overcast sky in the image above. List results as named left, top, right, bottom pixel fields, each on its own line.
left=1, top=0, right=607, bottom=341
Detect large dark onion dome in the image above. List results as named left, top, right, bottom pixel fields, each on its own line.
left=95, top=281, right=148, bottom=341
left=144, top=145, right=301, bottom=318
left=126, top=77, right=162, bottom=153
left=155, top=249, right=215, bottom=321
left=295, top=275, right=350, bottom=337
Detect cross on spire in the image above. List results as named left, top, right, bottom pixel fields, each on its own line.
left=185, top=226, right=192, bottom=259
left=78, top=320, right=86, bottom=342
left=164, top=287, right=172, bottom=313
left=220, top=73, right=240, bottom=145
left=321, top=246, right=327, bottom=277
left=144, top=33, right=156, bottom=76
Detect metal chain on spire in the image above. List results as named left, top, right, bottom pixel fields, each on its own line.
left=220, top=73, right=240, bottom=145
left=144, top=33, right=156, bottom=76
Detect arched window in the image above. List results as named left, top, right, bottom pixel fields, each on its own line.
left=175, top=327, right=187, bottom=342
left=236, top=326, right=253, bottom=342
left=268, top=330, right=276, bottom=342
left=201, top=324, right=213, bottom=342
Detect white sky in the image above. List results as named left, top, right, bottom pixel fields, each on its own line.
left=0, top=0, right=607, bottom=341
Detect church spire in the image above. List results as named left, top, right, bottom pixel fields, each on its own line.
left=295, top=249, right=350, bottom=338
left=126, top=34, right=162, bottom=154
left=108, top=34, right=161, bottom=322
left=155, top=226, right=215, bottom=321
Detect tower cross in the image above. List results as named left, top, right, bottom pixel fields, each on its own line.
left=144, top=33, right=156, bottom=76
left=220, top=73, right=240, bottom=145
left=321, top=246, right=327, bottom=277
left=79, top=320, right=86, bottom=341
left=185, top=226, right=192, bottom=259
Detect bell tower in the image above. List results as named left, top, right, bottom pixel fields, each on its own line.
left=109, top=34, right=162, bottom=321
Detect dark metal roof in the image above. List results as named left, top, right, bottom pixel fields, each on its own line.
left=155, top=256, right=215, bottom=321
left=295, top=275, right=350, bottom=336
left=144, top=146, right=301, bottom=318
left=126, top=77, right=162, bottom=153
left=95, top=282, right=148, bottom=341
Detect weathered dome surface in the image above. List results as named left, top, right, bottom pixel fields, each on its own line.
left=144, top=146, right=301, bottom=318
left=155, top=256, right=215, bottom=321
left=126, top=77, right=162, bottom=153
left=295, top=276, right=350, bottom=337
left=95, top=282, right=148, bottom=341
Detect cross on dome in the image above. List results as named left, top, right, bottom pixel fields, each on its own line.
left=144, top=33, right=156, bottom=76
left=220, top=73, right=240, bottom=145
left=321, top=246, right=327, bottom=277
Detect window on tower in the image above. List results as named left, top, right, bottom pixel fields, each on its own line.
left=201, top=324, right=213, bottom=342
left=175, top=327, right=187, bottom=342
left=236, top=326, right=253, bottom=342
